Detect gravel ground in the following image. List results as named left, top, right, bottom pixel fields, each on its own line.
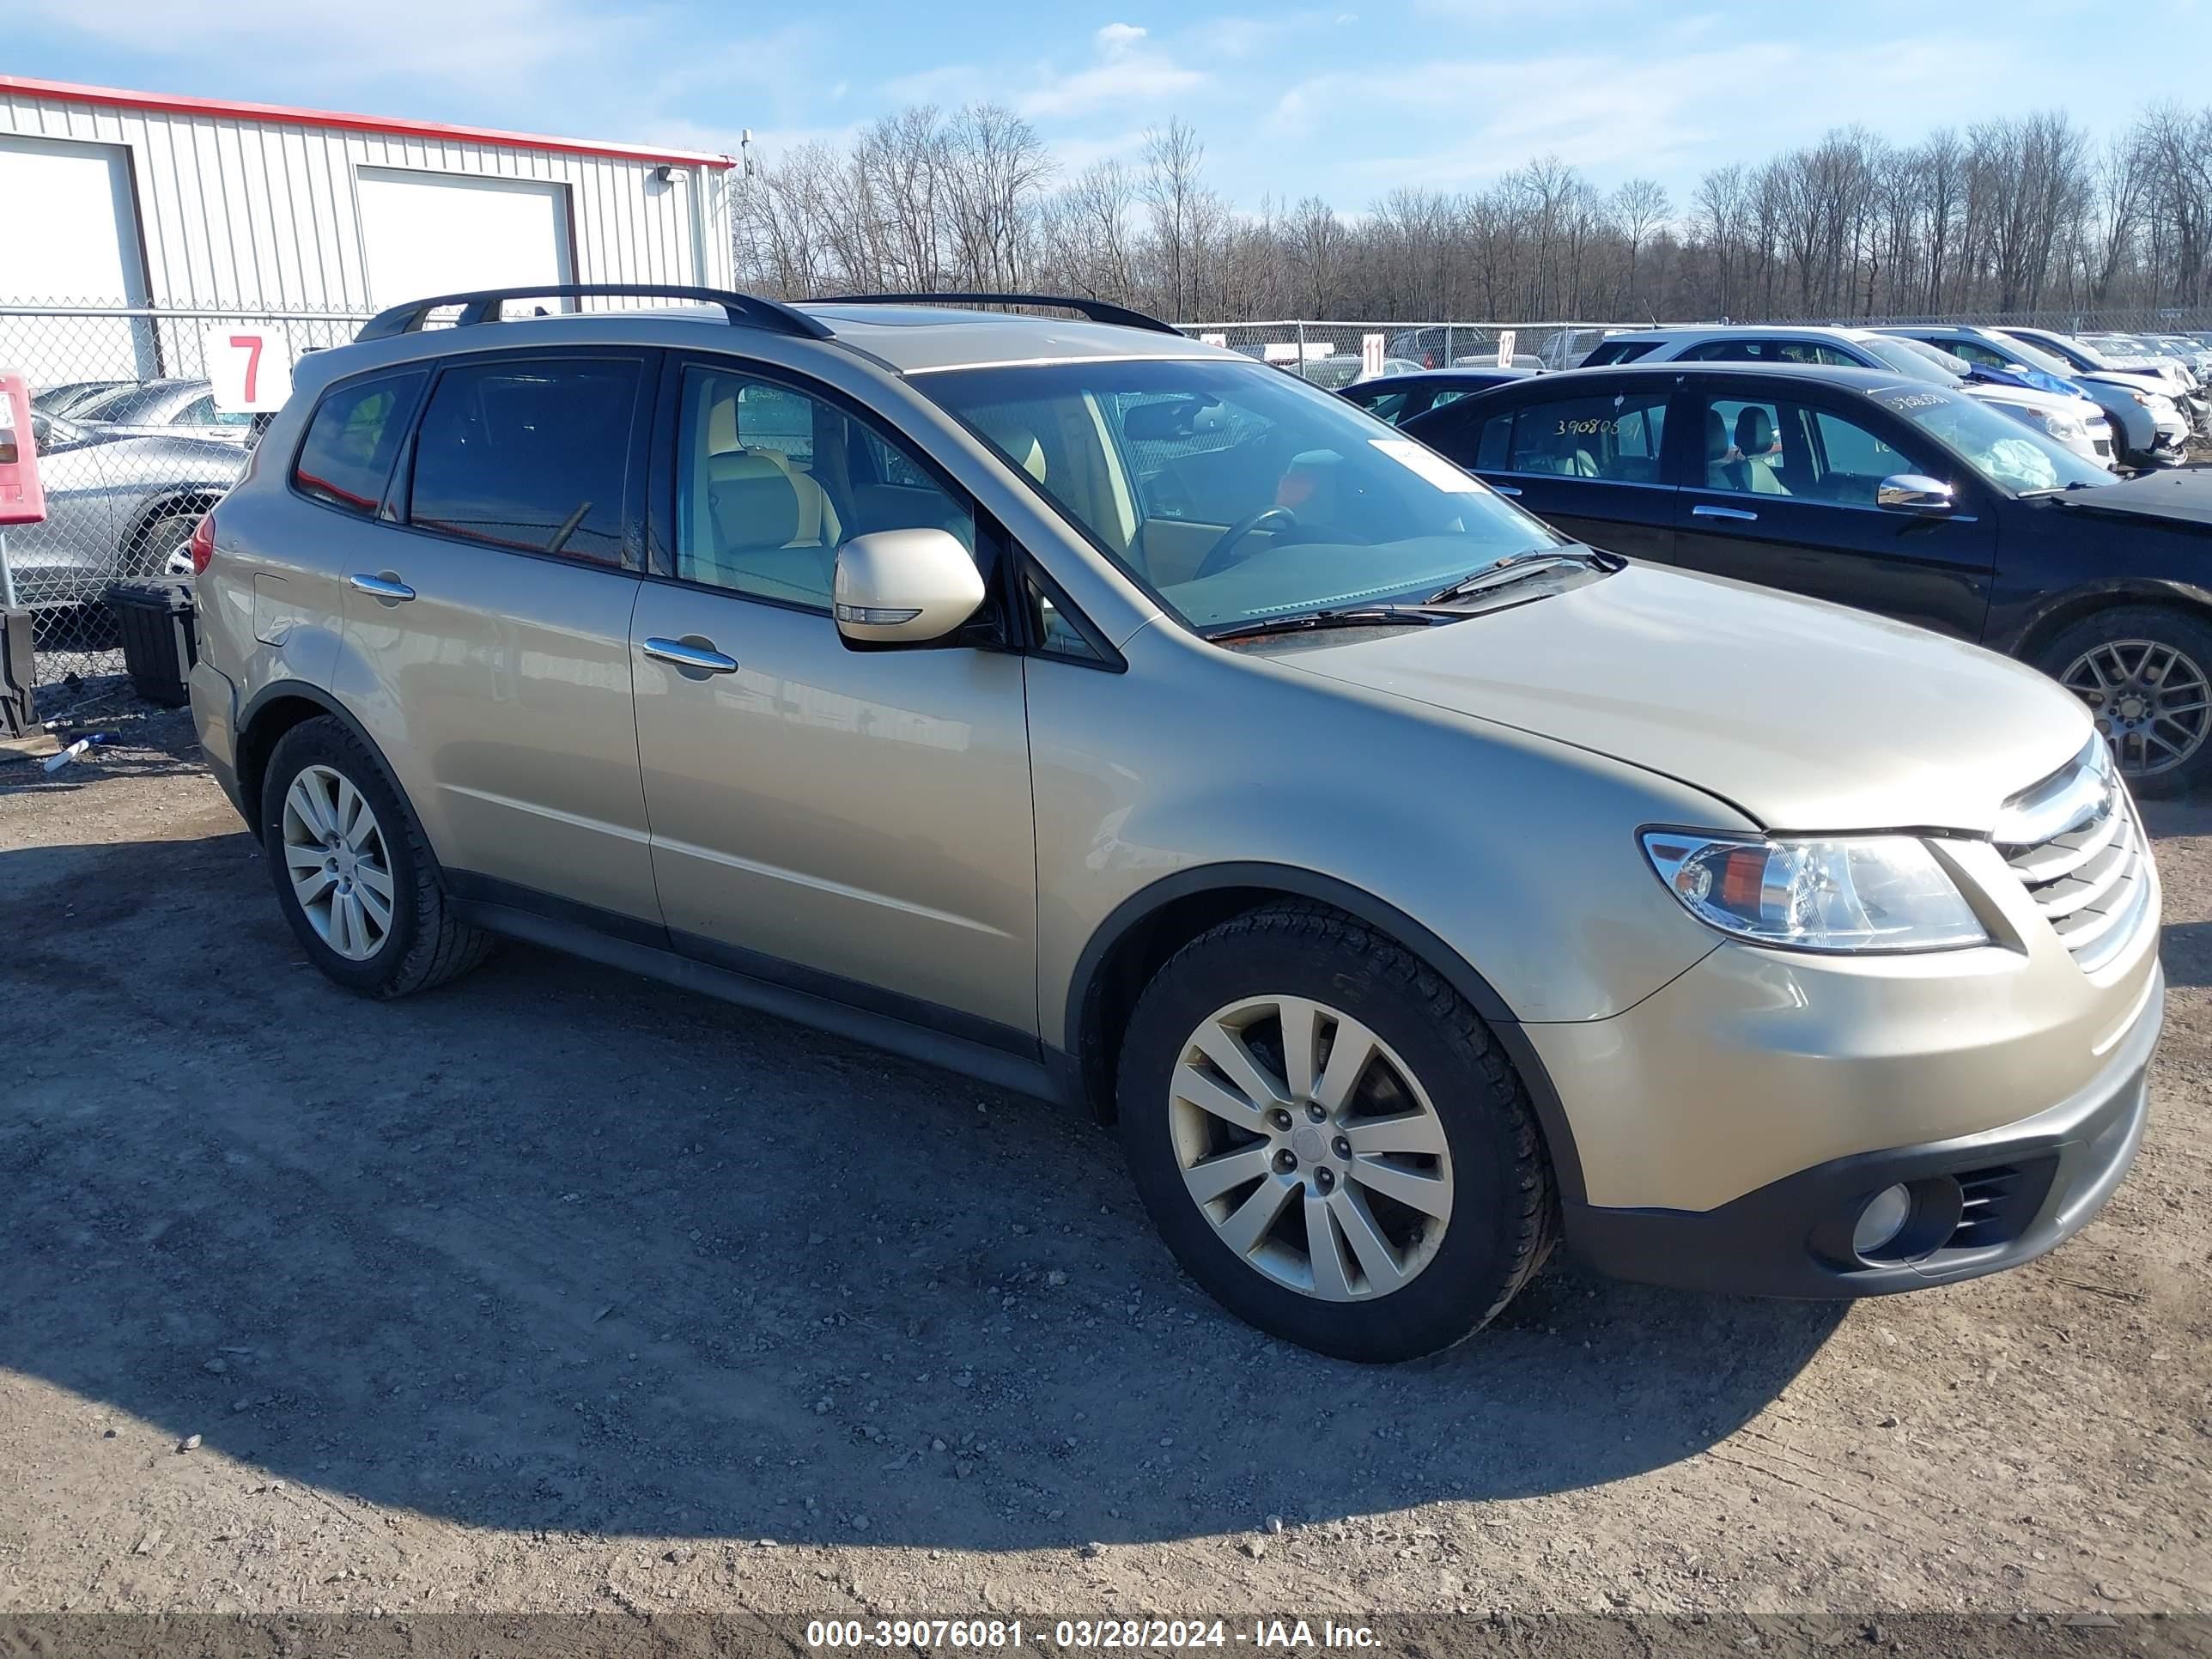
left=0, top=701, right=2207, bottom=1630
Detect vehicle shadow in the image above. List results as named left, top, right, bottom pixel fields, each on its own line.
left=0, top=829, right=1844, bottom=1552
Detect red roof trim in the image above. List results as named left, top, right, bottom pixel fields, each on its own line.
left=0, top=75, right=737, bottom=170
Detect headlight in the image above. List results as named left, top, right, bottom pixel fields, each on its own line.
left=1640, top=831, right=1988, bottom=953
left=2040, top=413, right=2087, bottom=443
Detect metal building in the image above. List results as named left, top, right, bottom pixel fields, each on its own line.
left=0, top=73, right=740, bottom=377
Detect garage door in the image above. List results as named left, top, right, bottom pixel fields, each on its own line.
left=0, top=134, right=155, bottom=381
left=356, top=167, right=574, bottom=312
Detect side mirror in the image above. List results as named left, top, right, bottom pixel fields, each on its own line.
left=833, top=528, right=986, bottom=648
left=1877, top=474, right=1954, bottom=514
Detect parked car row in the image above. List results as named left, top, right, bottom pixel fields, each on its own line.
left=1364, top=356, right=2211, bottom=791
left=182, top=285, right=2162, bottom=1364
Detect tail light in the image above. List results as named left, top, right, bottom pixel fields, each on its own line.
left=188, top=512, right=216, bottom=575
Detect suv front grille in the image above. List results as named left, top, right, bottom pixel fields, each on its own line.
left=1994, top=739, right=2151, bottom=974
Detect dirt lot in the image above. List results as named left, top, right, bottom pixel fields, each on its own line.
left=1, top=701, right=2208, bottom=1632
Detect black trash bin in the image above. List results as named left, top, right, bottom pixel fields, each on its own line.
left=1, top=606, right=34, bottom=738
left=105, top=579, right=198, bottom=707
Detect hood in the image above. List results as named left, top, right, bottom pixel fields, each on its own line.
left=2080, top=369, right=2174, bottom=398
left=1265, top=563, right=2091, bottom=834
left=2049, top=466, right=2212, bottom=532
left=1965, top=383, right=2095, bottom=418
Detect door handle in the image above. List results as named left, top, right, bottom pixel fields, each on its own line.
left=348, top=573, right=416, bottom=602
left=643, top=636, right=739, bottom=675
left=1692, top=504, right=1759, bottom=522
left=1489, top=483, right=1523, bottom=496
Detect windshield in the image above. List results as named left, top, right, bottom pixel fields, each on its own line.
left=915, top=357, right=1565, bottom=634
left=1867, top=383, right=2113, bottom=492
left=1860, top=336, right=1960, bottom=382
left=1980, top=333, right=2073, bottom=378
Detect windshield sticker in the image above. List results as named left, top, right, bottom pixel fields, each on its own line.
left=1370, top=437, right=1485, bottom=492
left=1875, top=389, right=1949, bottom=411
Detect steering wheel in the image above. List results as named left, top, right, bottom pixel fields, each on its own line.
left=1194, top=506, right=1298, bottom=581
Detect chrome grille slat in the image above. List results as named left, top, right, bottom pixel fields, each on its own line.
left=2033, top=822, right=2135, bottom=920
left=1996, top=740, right=2151, bottom=972
left=2005, top=805, right=2121, bottom=884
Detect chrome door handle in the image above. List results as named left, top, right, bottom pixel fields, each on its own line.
left=1489, top=483, right=1523, bottom=496
left=642, top=636, right=739, bottom=675
left=348, top=573, right=416, bottom=601
left=1692, top=504, right=1759, bottom=522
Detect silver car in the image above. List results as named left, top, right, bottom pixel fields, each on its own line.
left=4, top=410, right=245, bottom=608
left=70, top=377, right=258, bottom=446
left=187, top=287, right=2162, bottom=1361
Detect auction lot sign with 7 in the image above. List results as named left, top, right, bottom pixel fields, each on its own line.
left=204, top=325, right=295, bottom=414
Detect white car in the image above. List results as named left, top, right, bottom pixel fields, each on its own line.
left=1582, top=326, right=2115, bottom=466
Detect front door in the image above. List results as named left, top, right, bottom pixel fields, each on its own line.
left=629, top=357, right=1037, bottom=1046
left=1667, top=382, right=1997, bottom=641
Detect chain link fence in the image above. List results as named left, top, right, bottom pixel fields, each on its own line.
left=1176, top=321, right=1611, bottom=382
left=1, top=298, right=373, bottom=702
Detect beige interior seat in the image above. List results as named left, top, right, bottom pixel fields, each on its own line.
left=706, top=395, right=842, bottom=547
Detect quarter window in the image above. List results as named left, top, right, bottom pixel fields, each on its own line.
left=408, top=359, right=641, bottom=563
left=292, top=370, right=428, bottom=518
left=674, top=365, right=974, bottom=609
left=1503, top=390, right=1668, bottom=483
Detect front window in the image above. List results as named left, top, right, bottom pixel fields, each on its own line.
left=914, top=358, right=1561, bottom=635
left=1858, top=337, right=1957, bottom=383
left=1865, top=383, right=2113, bottom=493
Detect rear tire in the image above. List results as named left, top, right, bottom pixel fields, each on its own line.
left=1116, top=902, right=1553, bottom=1362
left=259, top=716, right=495, bottom=997
left=2034, top=605, right=2212, bottom=797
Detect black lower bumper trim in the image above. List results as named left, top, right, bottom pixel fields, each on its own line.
left=1565, top=967, right=2161, bottom=1299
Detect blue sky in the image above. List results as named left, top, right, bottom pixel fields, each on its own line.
left=11, top=0, right=2205, bottom=211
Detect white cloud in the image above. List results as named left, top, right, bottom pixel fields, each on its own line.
left=1015, top=24, right=1208, bottom=118
left=14, top=0, right=630, bottom=104
left=1267, top=33, right=1976, bottom=188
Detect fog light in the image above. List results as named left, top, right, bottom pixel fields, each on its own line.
left=1852, top=1183, right=1913, bottom=1257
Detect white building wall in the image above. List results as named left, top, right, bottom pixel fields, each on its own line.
left=0, top=84, right=735, bottom=311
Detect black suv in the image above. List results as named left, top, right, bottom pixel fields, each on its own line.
left=1404, top=362, right=2212, bottom=792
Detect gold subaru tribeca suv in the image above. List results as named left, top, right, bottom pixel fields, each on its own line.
left=187, top=287, right=2163, bottom=1361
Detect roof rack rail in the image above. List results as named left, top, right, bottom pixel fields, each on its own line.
left=355, top=283, right=836, bottom=343
left=806, top=292, right=1183, bottom=337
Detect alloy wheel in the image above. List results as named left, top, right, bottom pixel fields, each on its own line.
left=2061, top=638, right=2211, bottom=779
left=280, top=763, right=395, bottom=961
left=1167, top=994, right=1453, bottom=1302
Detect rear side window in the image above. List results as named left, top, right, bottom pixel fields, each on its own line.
left=408, top=359, right=641, bottom=563
left=292, top=371, right=428, bottom=517
left=1582, top=341, right=1662, bottom=366
left=1504, top=390, right=1669, bottom=482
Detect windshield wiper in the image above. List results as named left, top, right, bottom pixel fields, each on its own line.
left=1425, top=547, right=1623, bottom=605
left=1206, top=605, right=1461, bottom=643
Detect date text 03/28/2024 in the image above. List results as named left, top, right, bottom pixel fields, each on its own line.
left=803, top=1620, right=1382, bottom=1650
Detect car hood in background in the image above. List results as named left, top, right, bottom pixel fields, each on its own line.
left=1267, top=562, right=2090, bottom=834
left=2047, top=468, right=2212, bottom=532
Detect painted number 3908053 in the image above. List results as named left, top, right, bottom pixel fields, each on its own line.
left=1555, top=417, right=1621, bottom=435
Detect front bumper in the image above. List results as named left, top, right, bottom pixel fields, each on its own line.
left=1565, top=963, right=2160, bottom=1298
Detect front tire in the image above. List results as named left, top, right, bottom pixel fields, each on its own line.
left=2035, top=606, right=2212, bottom=797
left=259, top=716, right=494, bottom=997
left=1117, top=903, right=1553, bottom=1362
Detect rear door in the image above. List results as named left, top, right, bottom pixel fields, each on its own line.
left=1667, top=377, right=1997, bottom=640
left=328, top=348, right=662, bottom=930
left=1412, top=377, right=1677, bottom=561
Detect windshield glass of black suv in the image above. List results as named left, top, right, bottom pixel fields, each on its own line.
left=915, top=358, right=1564, bottom=633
